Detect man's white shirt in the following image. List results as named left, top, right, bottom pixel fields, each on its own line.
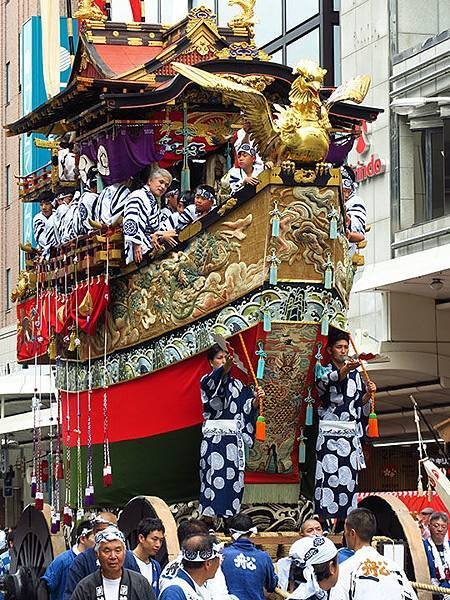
left=329, top=545, right=417, bottom=600
left=102, top=576, right=121, bottom=600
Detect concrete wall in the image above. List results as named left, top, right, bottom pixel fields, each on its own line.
left=397, top=0, right=450, bottom=53
left=340, top=0, right=392, bottom=340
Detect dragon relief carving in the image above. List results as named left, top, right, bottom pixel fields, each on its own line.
left=271, top=186, right=335, bottom=276
left=84, top=215, right=265, bottom=357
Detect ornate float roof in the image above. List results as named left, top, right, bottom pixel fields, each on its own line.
left=6, top=6, right=382, bottom=137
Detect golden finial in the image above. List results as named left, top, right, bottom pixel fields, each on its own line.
left=74, top=0, right=106, bottom=23
left=227, top=0, right=257, bottom=38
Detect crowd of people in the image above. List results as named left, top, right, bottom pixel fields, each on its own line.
left=0, top=504, right=438, bottom=599
left=32, top=140, right=266, bottom=265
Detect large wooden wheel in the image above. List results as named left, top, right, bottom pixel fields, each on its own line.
left=118, top=496, right=179, bottom=567
left=5, top=504, right=66, bottom=600
left=358, top=494, right=432, bottom=600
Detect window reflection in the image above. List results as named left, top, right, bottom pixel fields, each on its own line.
left=254, top=0, right=282, bottom=47
left=286, top=0, right=319, bottom=29
left=286, top=28, right=320, bottom=66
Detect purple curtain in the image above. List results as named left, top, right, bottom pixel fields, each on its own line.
left=78, top=125, right=162, bottom=185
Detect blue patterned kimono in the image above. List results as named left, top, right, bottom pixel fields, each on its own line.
left=199, top=366, right=257, bottom=517
left=314, top=363, right=369, bottom=519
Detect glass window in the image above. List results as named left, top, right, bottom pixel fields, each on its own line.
left=5, top=165, right=10, bottom=207
left=286, top=27, right=319, bottom=66
left=333, top=25, right=341, bottom=85
left=218, top=0, right=237, bottom=26
left=191, top=0, right=216, bottom=11
left=144, top=0, right=159, bottom=23
left=6, top=269, right=11, bottom=311
left=271, top=49, right=284, bottom=64
left=255, top=0, right=282, bottom=47
left=286, top=0, right=319, bottom=29
left=413, top=129, right=445, bottom=223
left=162, top=0, right=189, bottom=23
left=6, top=61, right=10, bottom=104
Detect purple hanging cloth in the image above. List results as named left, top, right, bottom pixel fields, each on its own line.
left=78, top=125, right=163, bottom=185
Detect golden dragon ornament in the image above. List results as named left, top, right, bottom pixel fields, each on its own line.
left=172, top=60, right=370, bottom=166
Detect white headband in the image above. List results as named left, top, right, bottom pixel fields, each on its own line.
left=94, top=526, right=126, bottom=552
left=289, top=536, right=337, bottom=600
left=229, top=527, right=257, bottom=540
left=182, top=542, right=222, bottom=562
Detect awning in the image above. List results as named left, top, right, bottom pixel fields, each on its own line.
left=352, top=245, right=450, bottom=295
left=0, top=366, right=56, bottom=398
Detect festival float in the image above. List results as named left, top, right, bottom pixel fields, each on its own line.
left=16, top=0, right=450, bottom=597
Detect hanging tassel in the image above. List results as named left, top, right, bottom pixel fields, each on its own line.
left=31, top=475, right=37, bottom=498
left=298, top=428, right=306, bottom=463
left=328, top=207, right=338, bottom=239
left=262, top=301, right=272, bottom=332
left=84, top=485, right=95, bottom=506
left=89, top=485, right=95, bottom=505
left=68, top=330, right=76, bottom=352
left=35, top=491, right=44, bottom=511
left=103, top=464, right=113, bottom=487
left=270, top=200, right=281, bottom=238
left=304, top=388, right=314, bottom=426
left=417, top=478, right=424, bottom=496
left=255, top=342, right=267, bottom=380
left=321, top=307, right=329, bottom=336
left=41, top=458, right=49, bottom=483
left=63, top=505, right=73, bottom=526
left=314, top=343, right=329, bottom=380
left=48, top=336, right=56, bottom=360
left=268, top=249, right=281, bottom=286
left=324, top=255, right=333, bottom=289
left=367, top=411, right=379, bottom=438
left=50, top=511, right=60, bottom=534
left=255, top=416, right=266, bottom=441
left=181, top=102, right=191, bottom=192
left=225, top=142, right=232, bottom=171
left=57, top=459, right=64, bottom=480
left=427, top=480, right=433, bottom=503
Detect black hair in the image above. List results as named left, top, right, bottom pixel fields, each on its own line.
left=75, top=519, right=93, bottom=540
left=314, top=555, right=338, bottom=582
left=206, top=343, right=224, bottom=363
left=345, top=508, right=376, bottom=542
left=38, top=190, right=55, bottom=204
left=179, top=190, right=195, bottom=207
left=342, top=164, right=356, bottom=183
left=429, top=511, right=449, bottom=524
left=177, top=519, right=209, bottom=545
left=227, top=513, right=253, bottom=533
left=195, top=184, right=216, bottom=199
left=137, top=517, right=165, bottom=538
left=326, top=327, right=350, bottom=348
left=182, top=534, right=218, bottom=571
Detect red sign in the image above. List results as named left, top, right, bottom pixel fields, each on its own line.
left=350, top=120, right=386, bottom=183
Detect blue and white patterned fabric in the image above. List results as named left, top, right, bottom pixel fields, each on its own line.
left=314, top=363, right=370, bottom=519
left=123, top=185, right=160, bottom=264
left=33, top=212, right=57, bottom=258
left=0, top=549, right=11, bottom=600
left=199, top=366, right=257, bottom=518
left=346, top=193, right=367, bottom=256
left=225, top=165, right=263, bottom=194
left=92, top=182, right=130, bottom=226
left=221, top=538, right=277, bottom=600
left=74, top=191, right=98, bottom=236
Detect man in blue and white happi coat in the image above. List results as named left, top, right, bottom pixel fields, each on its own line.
left=314, top=330, right=376, bottom=521
left=123, top=167, right=177, bottom=264
left=199, top=343, right=263, bottom=518
left=221, top=513, right=277, bottom=600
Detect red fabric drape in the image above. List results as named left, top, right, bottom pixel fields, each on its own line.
left=61, top=324, right=261, bottom=447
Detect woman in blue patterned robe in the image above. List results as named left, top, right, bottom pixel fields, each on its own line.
left=199, top=344, right=261, bottom=518
left=314, top=331, right=376, bottom=520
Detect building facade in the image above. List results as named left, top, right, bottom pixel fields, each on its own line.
left=340, top=0, right=450, bottom=465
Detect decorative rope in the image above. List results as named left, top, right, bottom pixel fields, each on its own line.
left=102, top=231, right=112, bottom=487
left=349, top=334, right=378, bottom=438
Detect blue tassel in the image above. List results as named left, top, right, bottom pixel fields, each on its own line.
left=257, top=356, right=265, bottom=380
left=324, top=265, right=333, bottom=289
left=329, top=215, right=338, bottom=239
left=315, top=362, right=328, bottom=380
left=305, top=402, right=314, bottom=426
left=321, top=310, right=329, bottom=336
left=255, top=342, right=267, bottom=380
left=225, top=142, right=232, bottom=171
left=269, top=264, right=277, bottom=285
left=263, top=308, right=272, bottom=332
left=298, top=428, right=306, bottom=463
left=271, top=216, right=280, bottom=237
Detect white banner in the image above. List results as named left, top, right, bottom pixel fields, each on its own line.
left=40, top=0, right=60, bottom=98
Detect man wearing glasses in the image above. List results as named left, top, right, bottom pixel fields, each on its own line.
left=423, top=512, right=450, bottom=598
